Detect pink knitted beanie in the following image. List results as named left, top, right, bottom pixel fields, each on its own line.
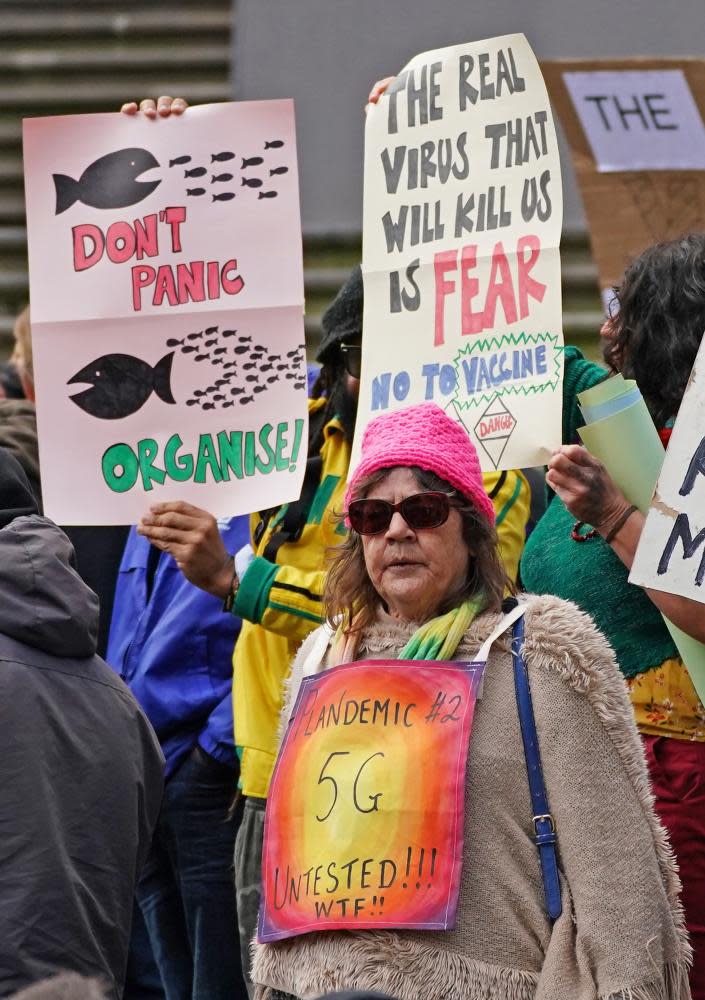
left=345, top=402, right=495, bottom=525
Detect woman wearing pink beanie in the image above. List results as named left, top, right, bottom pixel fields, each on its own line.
left=252, top=401, right=688, bottom=1000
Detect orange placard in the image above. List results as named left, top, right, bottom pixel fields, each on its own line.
left=259, top=658, right=483, bottom=942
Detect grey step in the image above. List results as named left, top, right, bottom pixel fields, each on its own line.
left=0, top=122, right=24, bottom=145
left=562, top=259, right=598, bottom=285
left=1, top=45, right=230, bottom=74
left=0, top=158, right=24, bottom=182
left=0, top=195, right=28, bottom=224
left=304, top=267, right=360, bottom=293
left=563, top=310, right=604, bottom=335
left=0, top=272, right=28, bottom=294
left=1, top=80, right=231, bottom=109
left=0, top=227, right=26, bottom=248
left=1, top=10, right=231, bottom=39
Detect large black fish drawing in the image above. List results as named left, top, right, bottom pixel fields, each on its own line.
left=67, top=352, right=176, bottom=419
left=53, top=148, right=161, bottom=215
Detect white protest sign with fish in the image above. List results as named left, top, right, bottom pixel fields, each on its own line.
left=355, top=34, right=564, bottom=471
left=23, top=101, right=306, bottom=524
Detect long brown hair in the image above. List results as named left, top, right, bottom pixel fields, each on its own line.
left=324, top=466, right=510, bottom=633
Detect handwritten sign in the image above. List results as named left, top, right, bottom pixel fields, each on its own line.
left=563, top=70, right=705, bottom=172
left=22, top=102, right=307, bottom=524
left=354, top=33, right=564, bottom=471
left=542, top=59, right=705, bottom=297
left=630, top=339, right=705, bottom=603
left=259, top=658, right=483, bottom=942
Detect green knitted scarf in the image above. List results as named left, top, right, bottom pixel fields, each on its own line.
left=398, top=596, right=486, bottom=660
left=333, top=596, right=487, bottom=665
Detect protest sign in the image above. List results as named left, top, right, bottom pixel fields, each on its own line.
left=631, top=340, right=705, bottom=605
left=577, top=373, right=705, bottom=704
left=355, top=33, right=564, bottom=472
left=542, top=59, right=705, bottom=306
left=259, top=658, right=483, bottom=942
left=23, top=102, right=306, bottom=524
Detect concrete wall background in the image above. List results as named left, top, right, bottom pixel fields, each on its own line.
left=233, top=0, right=705, bottom=235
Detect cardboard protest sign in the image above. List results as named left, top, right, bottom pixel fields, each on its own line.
left=542, top=59, right=705, bottom=306
left=259, top=658, right=483, bottom=942
left=356, top=33, right=564, bottom=471
left=23, top=103, right=306, bottom=524
left=631, top=339, right=705, bottom=604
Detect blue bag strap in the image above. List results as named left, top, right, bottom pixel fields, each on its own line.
left=511, top=612, right=563, bottom=922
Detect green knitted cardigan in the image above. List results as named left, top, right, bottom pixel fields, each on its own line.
left=520, top=346, right=678, bottom=679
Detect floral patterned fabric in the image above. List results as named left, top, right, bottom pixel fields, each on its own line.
left=629, top=657, right=705, bottom=741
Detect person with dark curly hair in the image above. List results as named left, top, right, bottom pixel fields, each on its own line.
left=521, top=232, right=705, bottom=1000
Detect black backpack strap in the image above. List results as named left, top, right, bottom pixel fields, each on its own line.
left=487, top=469, right=507, bottom=499
left=511, top=612, right=562, bottom=922
left=261, top=453, right=323, bottom=562
left=253, top=404, right=330, bottom=560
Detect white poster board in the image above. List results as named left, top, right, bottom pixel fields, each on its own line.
left=23, top=102, right=307, bottom=524
left=563, top=69, right=705, bottom=172
left=543, top=58, right=705, bottom=306
left=355, top=33, right=564, bottom=471
left=630, top=338, right=705, bottom=601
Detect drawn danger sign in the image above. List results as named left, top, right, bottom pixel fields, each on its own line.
left=259, top=659, right=483, bottom=942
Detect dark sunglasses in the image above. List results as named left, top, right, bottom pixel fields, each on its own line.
left=348, top=491, right=454, bottom=534
left=340, top=343, right=362, bottom=379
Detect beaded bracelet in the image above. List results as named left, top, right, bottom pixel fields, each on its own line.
left=570, top=520, right=598, bottom=542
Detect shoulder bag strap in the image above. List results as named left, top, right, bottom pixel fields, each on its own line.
left=511, top=612, right=563, bottom=922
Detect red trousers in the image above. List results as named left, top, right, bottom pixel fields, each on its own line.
left=643, top=735, right=705, bottom=1000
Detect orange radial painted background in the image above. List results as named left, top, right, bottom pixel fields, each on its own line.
left=259, top=658, right=481, bottom=942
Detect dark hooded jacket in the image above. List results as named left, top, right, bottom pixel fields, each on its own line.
left=0, top=515, right=164, bottom=999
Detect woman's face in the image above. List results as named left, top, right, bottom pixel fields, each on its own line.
left=360, top=467, right=471, bottom=623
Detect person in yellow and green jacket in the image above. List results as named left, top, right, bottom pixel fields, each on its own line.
left=138, top=266, right=531, bottom=994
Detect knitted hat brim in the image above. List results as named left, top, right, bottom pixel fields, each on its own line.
left=345, top=444, right=496, bottom=526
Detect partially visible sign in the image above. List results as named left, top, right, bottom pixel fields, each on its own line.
left=355, top=33, right=564, bottom=472
left=543, top=58, right=705, bottom=297
left=631, top=338, right=705, bottom=603
left=23, top=102, right=307, bottom=524
left=563, top=70, right=705, bottom=172
left=259, top=658, right=483, bottom=943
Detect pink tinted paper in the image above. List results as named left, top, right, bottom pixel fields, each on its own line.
left=22, top=102, right=307, bottom=523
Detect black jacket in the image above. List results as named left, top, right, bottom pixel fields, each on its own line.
left=0, top=515, right=164, bottom=998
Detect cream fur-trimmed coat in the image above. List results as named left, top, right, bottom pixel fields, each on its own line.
left=253, top=595, right=691, bottom=1000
